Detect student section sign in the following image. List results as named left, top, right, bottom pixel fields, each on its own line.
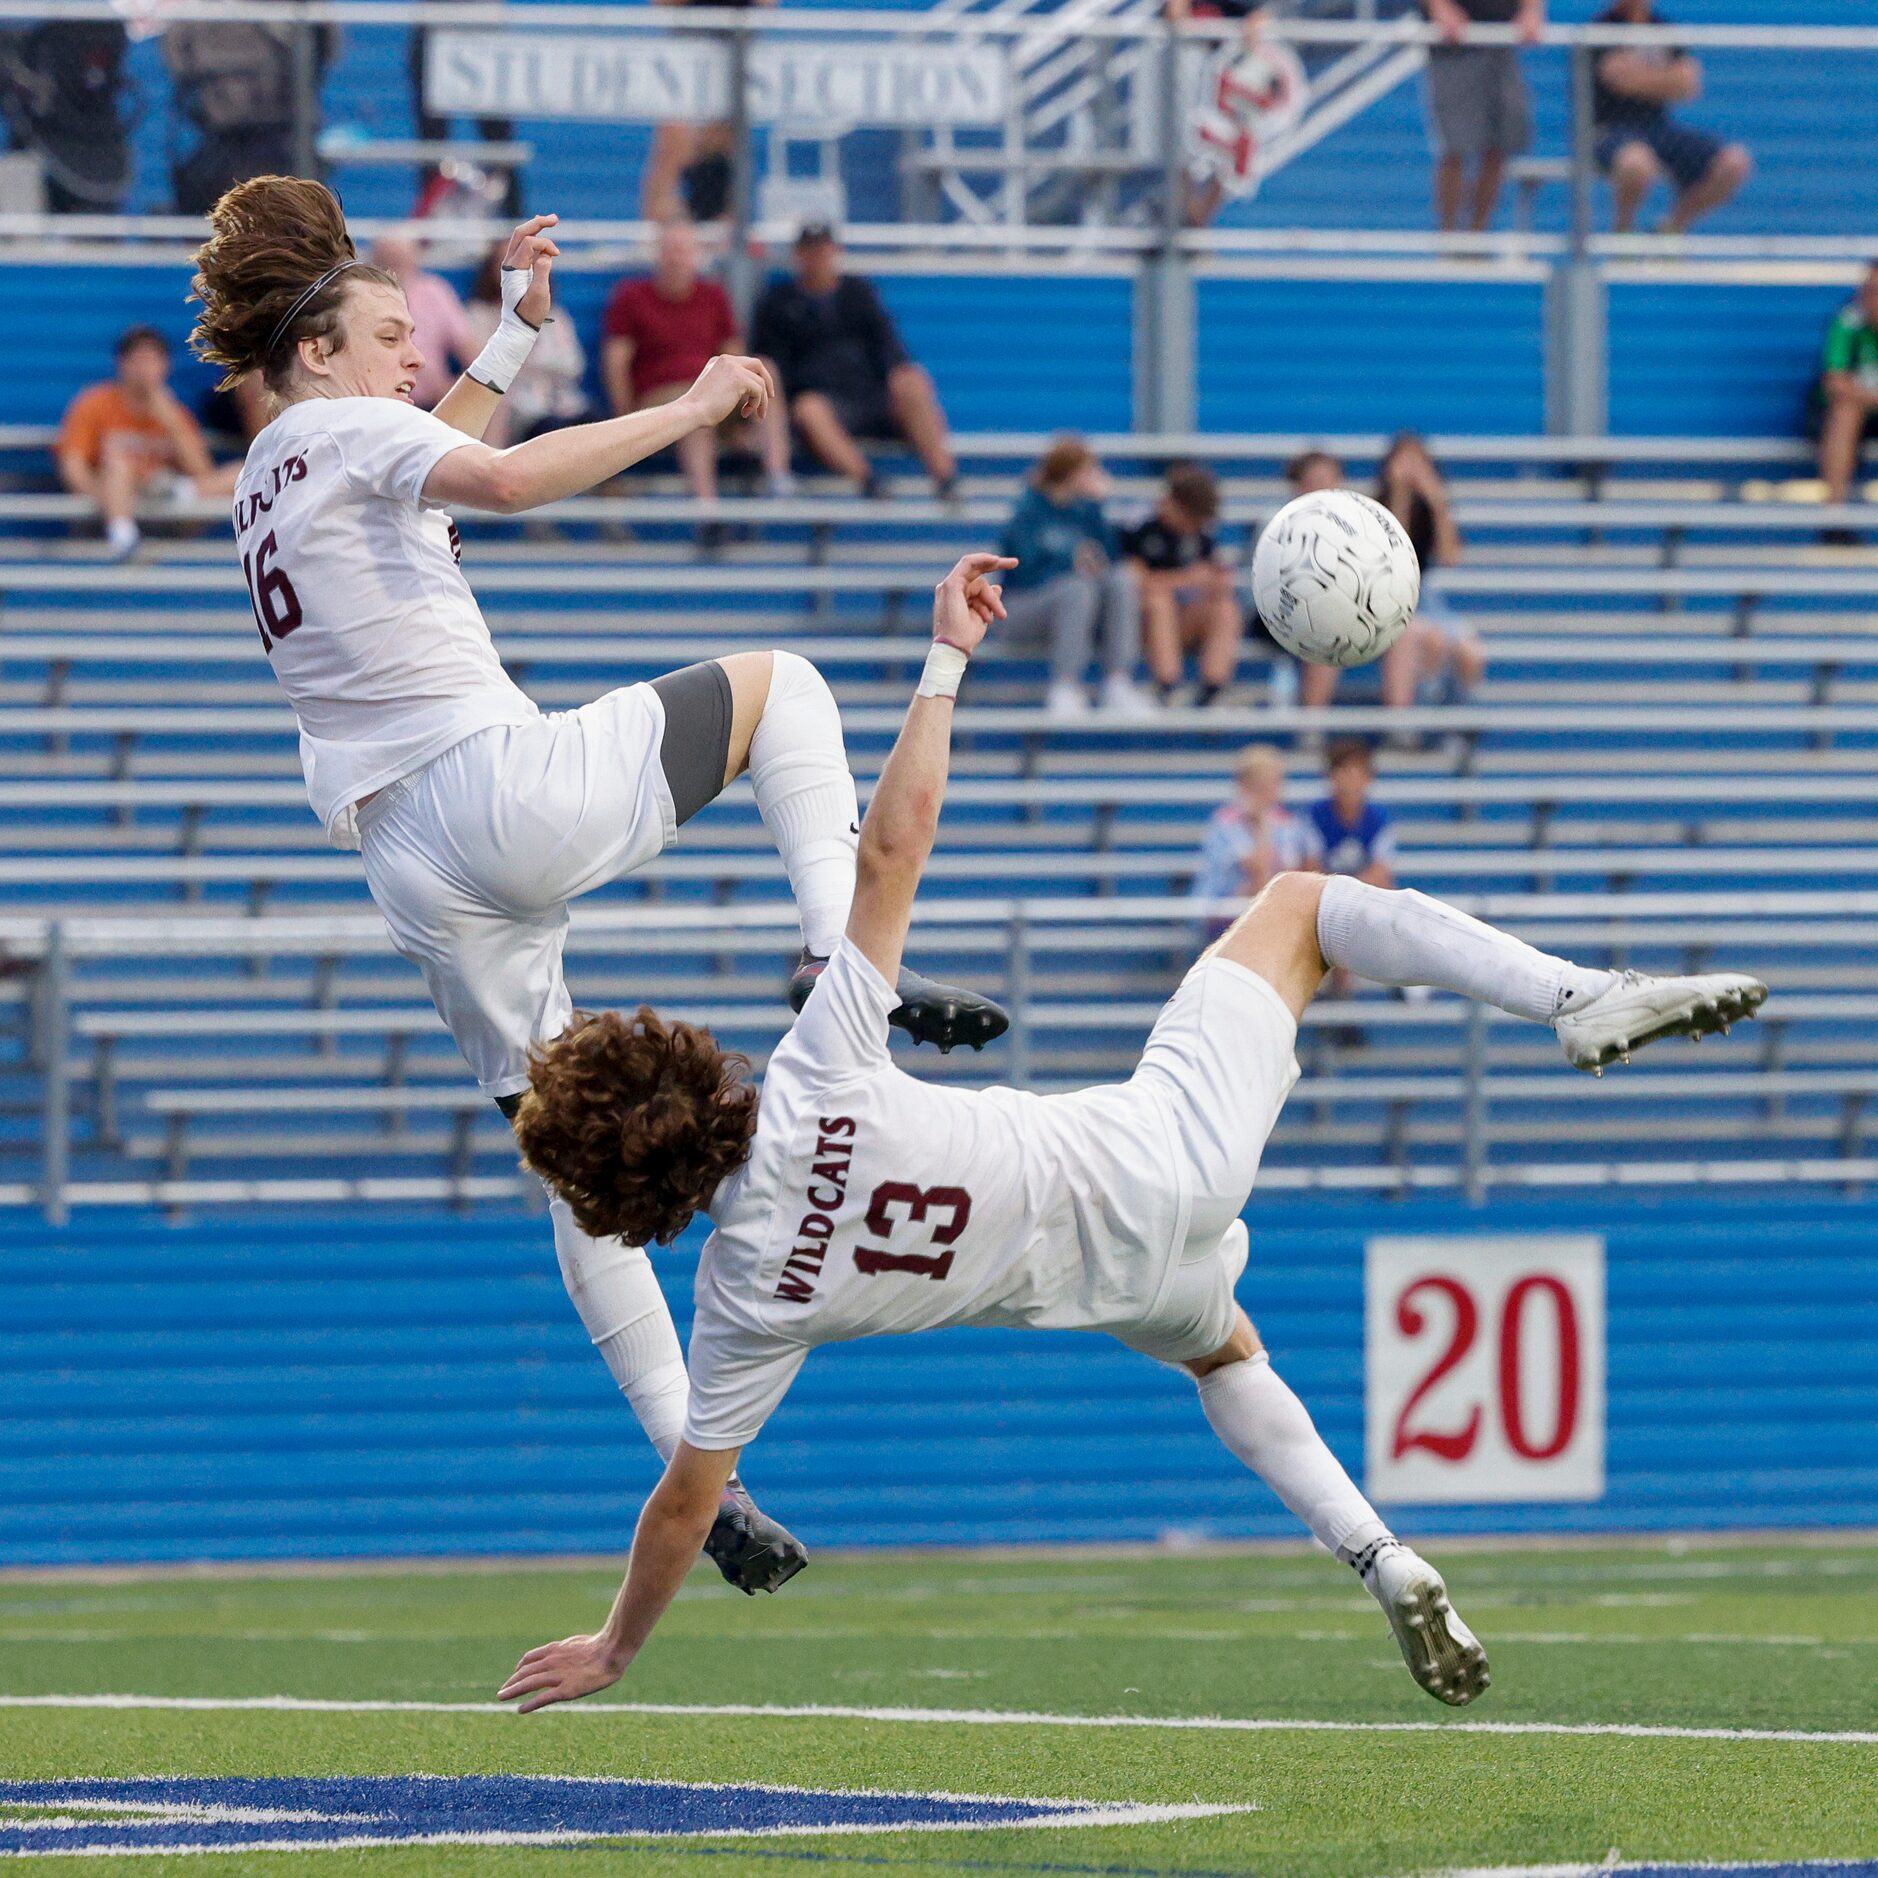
left=425, top=32, right=1010, bottom=130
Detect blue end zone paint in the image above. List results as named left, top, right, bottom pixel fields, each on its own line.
left=0, top=1776, right=1237, bottom=1856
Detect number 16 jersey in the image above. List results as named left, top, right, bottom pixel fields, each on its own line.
left=233, top=396, right=538, bottom=850
left=684, top=939, right=1190, bottom=1450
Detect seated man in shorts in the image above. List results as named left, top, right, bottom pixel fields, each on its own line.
left=1815, top=260, right=1878, bottom=529
left=750, top=224, right=957, bottom=499
left=1591, top=0, right=1750, bottom=234
left=1121, top=462, right=1245, bottom=706
left=601, top=219, right=795, bottom=510
left=496, top=553, right=1765, bottom=1717
left=56, top=324, right=238, bottom=559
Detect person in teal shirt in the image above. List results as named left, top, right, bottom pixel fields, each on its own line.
left=1817, top=262, right=1878, bottom=521
left=996, top=438, right=1152, bottom=721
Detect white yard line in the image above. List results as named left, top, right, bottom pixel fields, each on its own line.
left=0, top=1694, right=1873, bottom=1745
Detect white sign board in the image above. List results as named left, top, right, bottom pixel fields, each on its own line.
left=1364, top=1235, right=1605, bottom=1505
left=426, top=32, right=1010, bottom=130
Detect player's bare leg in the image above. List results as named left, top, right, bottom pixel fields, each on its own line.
left=1184, top=1309, right=1490, bottom=1706
left=719, top=651, right=1007, bottom=1053
left=1217, top=871, right=1764, bottom=1071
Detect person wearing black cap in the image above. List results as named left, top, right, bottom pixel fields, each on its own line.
left=750, top=225, right=958, bottom=499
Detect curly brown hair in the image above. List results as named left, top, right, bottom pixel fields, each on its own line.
left=188, top=175, right=398, bottom=393
left=511, top=1007, right=759, bottom=1245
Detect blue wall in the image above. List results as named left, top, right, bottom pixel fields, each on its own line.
left=10, top=263, right=1130, bottom=438
left=1195, top=275, right=1548, bottom=434
left=4, top=1190, right=1872, bottom=1566
left=1608, top=280, right=1848, bottom=437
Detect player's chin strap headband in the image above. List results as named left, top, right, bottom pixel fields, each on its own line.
left=266, top=260, right=363, bottom=363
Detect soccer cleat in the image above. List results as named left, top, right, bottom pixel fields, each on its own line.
left=787, top=951, right=1010, bottom=1055
left=1363, top=1544, right=1490, bottom=1707
left=1554, top=970, right=1767, bottom=1076
left=704, top=1481, right=809, bottom=1596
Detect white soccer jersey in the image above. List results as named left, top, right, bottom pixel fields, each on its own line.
left=233, top=396, right=539, bottom=848
left=683, top=940, right=1191, bottom=1450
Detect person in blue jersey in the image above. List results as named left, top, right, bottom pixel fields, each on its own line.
left=996, top=437, right=1152, bottom=721
left=1308, top=740, right=1396, bottom=888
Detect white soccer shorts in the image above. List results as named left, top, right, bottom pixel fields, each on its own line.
left=1117, top=955, right=1301, bottom=1365
left=357, top=684, right=678, bottom=1100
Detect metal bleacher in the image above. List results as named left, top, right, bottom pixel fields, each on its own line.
left=3, top=430, right=1876, bottom=1215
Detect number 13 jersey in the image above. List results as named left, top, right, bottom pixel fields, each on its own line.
left=233, top=396, right=538, bottom=850
left=685, top=939, right=1189, bottom=1450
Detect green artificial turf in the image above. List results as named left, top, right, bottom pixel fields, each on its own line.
left=1, top=1537, right=1874, bottom=1875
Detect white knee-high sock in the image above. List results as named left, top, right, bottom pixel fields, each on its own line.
left=1316, top=875, right=1614, bottom=1024
left=746, top=650, right=860, bottom=959
left=1198, top=1353, right=1390, bottom=1562
left=550, top=1196, right=689, bottom=1462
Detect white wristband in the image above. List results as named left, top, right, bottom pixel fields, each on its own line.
left=465, top=267, right=542, bottom=395
left=917, top=642, right=970, bottom=699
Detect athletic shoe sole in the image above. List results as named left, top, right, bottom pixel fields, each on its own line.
left=705, top=1492, right=810, bottom=1597
left=787, top=956, right=1010, bottom=1055
left=1561, top=976, right=1767, bottom=1076
left=1378, top=1563, right=1491, bottom=1707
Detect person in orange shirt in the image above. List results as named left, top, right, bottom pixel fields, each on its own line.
left=56, top=325, right=237, bottom=558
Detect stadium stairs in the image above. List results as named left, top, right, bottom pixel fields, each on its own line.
left=3, top=432, right=1877, bottom=1209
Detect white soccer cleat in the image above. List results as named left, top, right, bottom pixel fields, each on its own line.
left=1553, top=970, right=1767, bottom=1075
left=1363, top=1545, right=1490, bottom=1708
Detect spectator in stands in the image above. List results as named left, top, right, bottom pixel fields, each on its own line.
left=1192, top=742, right=1321, bottom=933
left=1121, top=462, right=1245, bottom=707
left=1423, top=0, right=1544, bottom=234
left=639, top=0, right=777, bottom=222
left=162, top=10, right=330, bottom=215
left=465, top=243, right=591, bottom=450
left=1311, top=739, right=1396, bottom=888
left=0, top=19, right=132, bottom=212
left=1297, top=435, right=1485, bottom=734
left=1815, top=261, right=1878, bottom=527
left=1591, top=0, right=1750, bottom=235
left=368, top=233, right=475, bottom=411
left=601, top=219, right=794, bottom=504
left=996, top=438, right=1150, bottom=721
left=751, top=224, right=958, bottom=499
left=56, top=325, right=237, bottom=559
left=1285, top=448, right=1342, bottom=496
left=408, top=0, right=522, bottom=219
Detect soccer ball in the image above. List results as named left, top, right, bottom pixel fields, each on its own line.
left=1251, top=489, right=1421, bottom=669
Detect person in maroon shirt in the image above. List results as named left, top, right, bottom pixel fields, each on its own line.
left=601, top=220, right=794, bottom=503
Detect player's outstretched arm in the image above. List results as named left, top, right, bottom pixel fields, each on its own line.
left=845, top=553, right=1013, bottom=989
left=432, top=214, right=560, bottom=444
left=497, top=1441, right=740, bottom=1713
left=422, top=353, right=774, bottom=514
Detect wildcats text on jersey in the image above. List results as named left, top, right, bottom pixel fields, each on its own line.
left=773, top=1114, right=855, bottom=1303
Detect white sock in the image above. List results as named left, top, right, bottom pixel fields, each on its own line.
left=106, top=517, right=140, bottom=553
left=1198, top=1353, right=1391, bottom=1563
left=1316, top=875, right=1615, bottom=1024
left=745, top=650, right=860, bottom=959
left=549, top=1195, right=689, bottom=1462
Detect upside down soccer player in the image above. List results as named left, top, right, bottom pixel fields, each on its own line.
left=500, top=553, right=1766, bottom=1714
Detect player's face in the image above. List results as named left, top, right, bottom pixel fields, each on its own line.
left=327, top=281, right=425, bottom=402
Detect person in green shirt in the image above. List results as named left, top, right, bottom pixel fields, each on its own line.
left=1817, top=262, right=1878, bottom=515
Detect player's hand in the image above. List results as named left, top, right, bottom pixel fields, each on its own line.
left=501, top=213, right=561, bottom=328
left=498, top=1633, right=627, bottom=1714
left=933, top=552, right=1015, bottom=657
left=683, top=354, right=774, bottom=428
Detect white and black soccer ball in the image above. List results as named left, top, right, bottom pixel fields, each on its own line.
left=1251, top=489, right=1421, bottom=669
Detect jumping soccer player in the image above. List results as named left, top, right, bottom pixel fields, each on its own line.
left=498, top=550, right=1767, bottom=1712
left=188, top=178, right=1006, bottom=1594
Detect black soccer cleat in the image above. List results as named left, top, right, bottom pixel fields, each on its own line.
left=787, top=950, right=1010, bottom=1055
left=704, top=1481, right=809, bottom=1596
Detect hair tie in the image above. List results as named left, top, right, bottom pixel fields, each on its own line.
left=266, top=259, right=361, bottom=363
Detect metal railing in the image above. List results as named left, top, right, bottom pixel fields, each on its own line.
left=8, top=890, right=1876, bottom=1220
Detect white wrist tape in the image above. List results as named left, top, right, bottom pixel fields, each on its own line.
left=465, top=267, right=543, bottom=395
left=917, top=642, right=970, bottom=699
